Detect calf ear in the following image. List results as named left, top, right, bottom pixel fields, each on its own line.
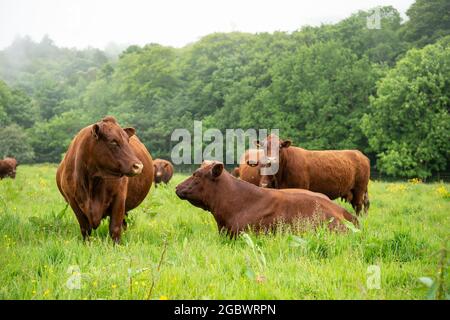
left=280, top=140, right=291, bottom=148
left=124, top=127, right=136, bottom=137
left=92, top=124, right=101, bottom=140
left=210, top=162, right=224, bottom=179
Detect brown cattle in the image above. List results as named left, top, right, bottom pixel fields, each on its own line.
left=257, top=134, right=370, bottom=215
left=175, top=161, right=358, bottom=237
left=56, top=116, right=153, bottom=243
left=239, top=149, right=263, bottom=186
left=230, top=167, right=240, bottom=178
left=153, top=159, right=174, bottom=187
left=0, top=157, right=18, bottom=179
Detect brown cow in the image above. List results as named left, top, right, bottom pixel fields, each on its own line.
left=175, top=161, right=358, bottom=237
left=56, top=116, right=153, bottom=243
left=257, top=134, right=370, bottom=215
left=239, top=149, right=263, bottom=186
left=153, top=159, right=174, bottom=187
left=0, top=157, right=18, bottom=179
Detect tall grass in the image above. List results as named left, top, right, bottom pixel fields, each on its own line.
left=0, top=165, right=448, bottom=299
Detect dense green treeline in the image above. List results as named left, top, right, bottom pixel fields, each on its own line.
left=0, top=1, right=449, bottom=178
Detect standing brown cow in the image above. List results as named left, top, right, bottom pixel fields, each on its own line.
left=153, top=159, right=174, bottom=187
left=0, top=157, right=18, bottom=179
left=257, top=134, right=370, bottom=215
left=56, top=116, right=153, bottom=243
left=175, top=161, right=357, bottom=237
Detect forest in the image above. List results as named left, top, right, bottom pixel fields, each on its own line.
left=0, top=0, right=449, bottom=179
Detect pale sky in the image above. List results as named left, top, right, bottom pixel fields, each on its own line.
left=0, top=0, right=415, bottom=50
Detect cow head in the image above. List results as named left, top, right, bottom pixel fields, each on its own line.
left=154, top=161, right=169, bottom=181
left=5, top=157, right=17, bottom=179
left=175, top=161, right=224, bottom=211
left=244, top=149, right=262, bottom=168
left=90, top=116, right=143, bottom=177
left=256, top=134, right=291, bottom=188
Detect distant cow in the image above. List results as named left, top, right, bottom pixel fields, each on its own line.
left=239, top=149, right=263, bottom=186
left=56, top=116, right=153, bottom=243
left=153, top=159, right=174, bottom=187
left=175, top=161, right=357, bottom=237
left=0, top=157, right=18, bottom=179
left=257, top=134, right=370, bottom=215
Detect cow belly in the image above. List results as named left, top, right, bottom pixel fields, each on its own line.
left=308, top=175, right=353, bottom=200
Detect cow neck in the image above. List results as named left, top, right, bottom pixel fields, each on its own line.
left=75, top=137, right=120, bottom=196
left=205, top=173, right=265, bottom=223
left=276, top=147, right=288, bottom=182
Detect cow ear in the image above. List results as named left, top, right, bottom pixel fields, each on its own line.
left=280, top=140, right=291, bottom=148
left=210, top=162, right=224, bottom=179
left=92, top=124, right=101, bottom=140
left=124, top=127, right=136, bottom=138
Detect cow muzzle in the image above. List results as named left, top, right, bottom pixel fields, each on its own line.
left=129, top=163, right=144, bottom=176
left=175, top=187, right=186, bottom=199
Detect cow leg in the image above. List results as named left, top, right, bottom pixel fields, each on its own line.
left=351, top=191, right=364, bottom=216
left=363, top=191, right=370, bottom=214
left=68, top=200, right=91, bottom=240
left=122, top=213, right=128, bottom=231
left=109, top=197, right=126, bottom=244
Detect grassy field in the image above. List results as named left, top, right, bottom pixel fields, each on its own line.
left=0, top=164, right=448, bottom=300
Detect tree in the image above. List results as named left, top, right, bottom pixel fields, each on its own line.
left=0, top=124, right=35, bottom=163
left=30, top=110, right=90, bottom=163
left=240, top=41, right=382, bottom=151
left=362, top=38, right=450, bottom=178
left=0, top=80, right=36, bottom=128
left=401, top=0, right=450, bottom=47
left=335, top=6, right=405, bottom=64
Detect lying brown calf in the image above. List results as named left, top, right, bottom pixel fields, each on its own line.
left=175, top=161, right=357, bottom=236
left=0, top=157, right=18, bottom=179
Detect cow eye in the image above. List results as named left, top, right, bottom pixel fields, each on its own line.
left=110, top=141, right=119, bottom=147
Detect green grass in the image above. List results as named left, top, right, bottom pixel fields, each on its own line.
left=0, top=165, right=449, bottom=300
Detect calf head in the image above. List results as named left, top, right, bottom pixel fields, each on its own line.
left=256, top=134, right=291, bottom=188
left=90, top=116, right=143, bottom=177
left=175, top=161, right=224, bottom=211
